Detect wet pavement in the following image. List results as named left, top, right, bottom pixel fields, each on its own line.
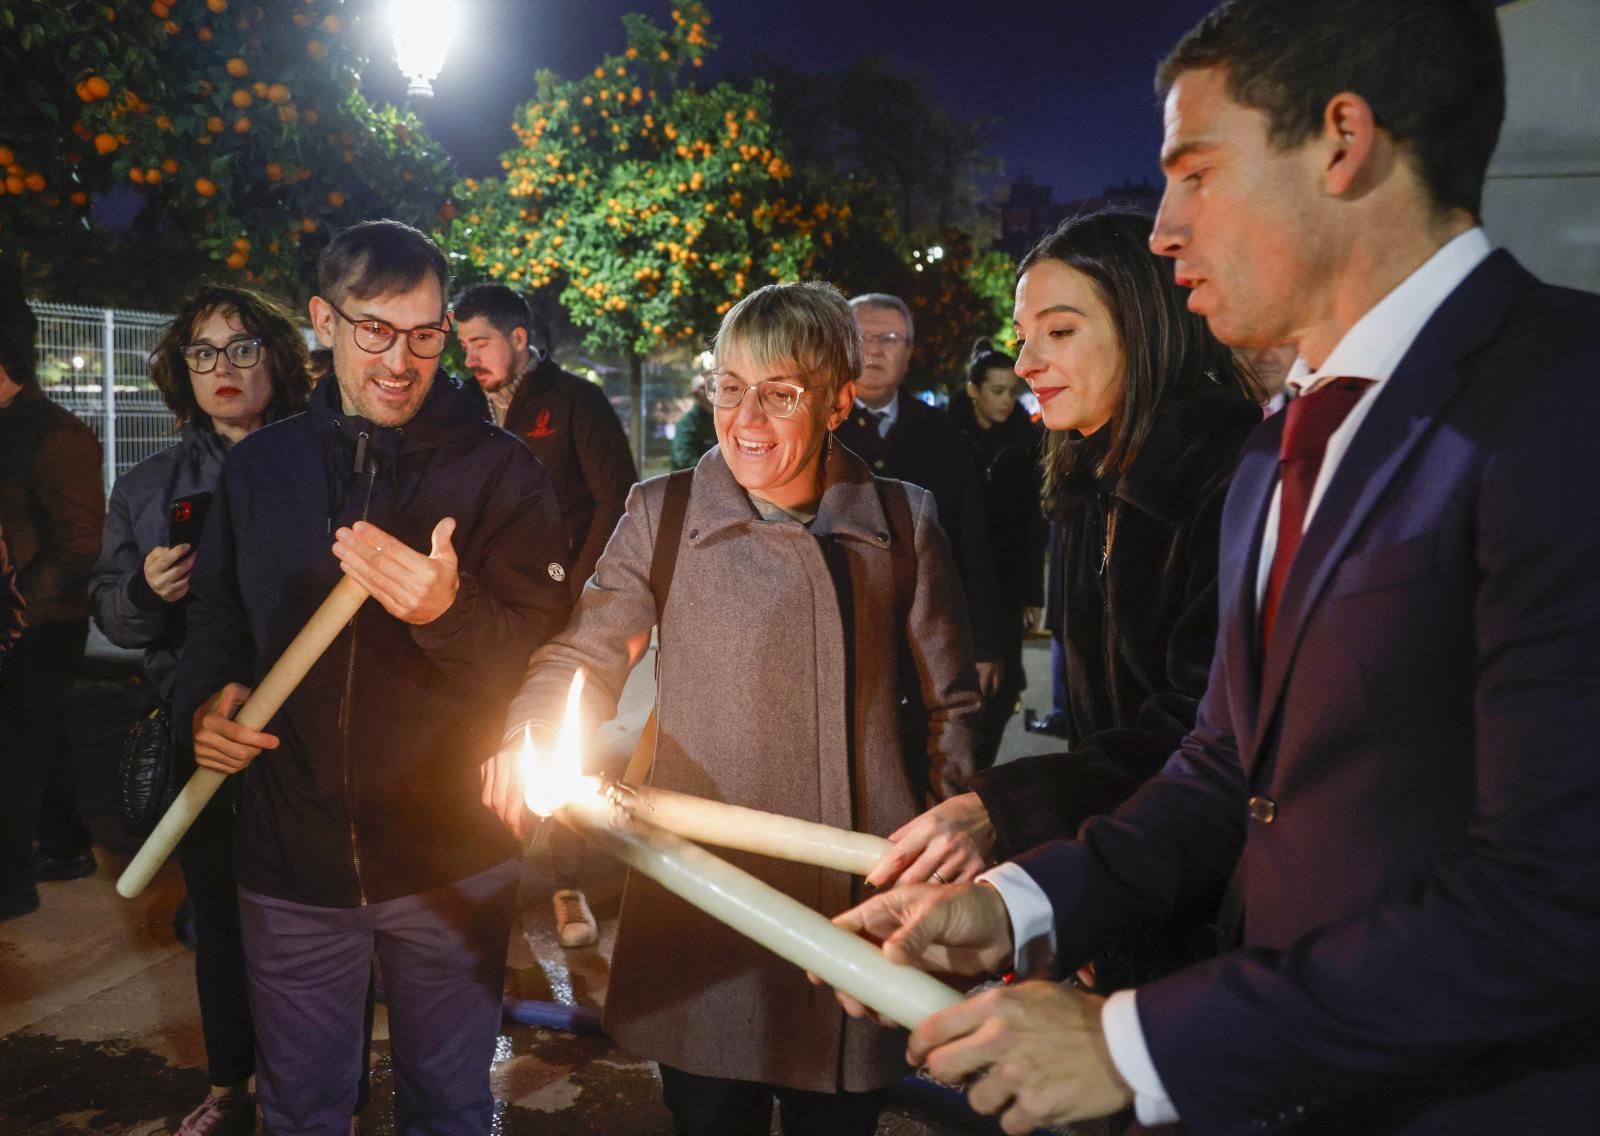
left=1, top=635, right=1072, bottom=1135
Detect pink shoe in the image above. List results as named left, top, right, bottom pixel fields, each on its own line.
left=177, top=1092, right=255, bottom=1136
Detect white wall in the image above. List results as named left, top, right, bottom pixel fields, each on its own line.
left=1483, top=0, right=1600, bottom=294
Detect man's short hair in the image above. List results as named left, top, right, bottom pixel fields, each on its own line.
left=848, top=292, right=915, bottom=345
left=452, top=283, right=533, bottom=341
left=715, top=281, right=864, bottom=399
left=1157, top=0, right=1504, bottom=219
left=318, top=219, right=451, bottom=311
left=0, top=276, right=37, bottom=386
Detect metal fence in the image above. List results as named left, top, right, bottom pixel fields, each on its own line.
left=31, top=301, right=177, bottom=497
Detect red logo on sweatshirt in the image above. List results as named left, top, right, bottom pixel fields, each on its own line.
left=527, top=408, right=558, bottom=438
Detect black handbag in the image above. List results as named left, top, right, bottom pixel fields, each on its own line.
left=118, top=703, right=178, bottom=837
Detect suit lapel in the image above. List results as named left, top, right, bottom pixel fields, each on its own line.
left=1220, top=425, right=1280, bottom=761
left=1253, top=252, right=1534, bottom=737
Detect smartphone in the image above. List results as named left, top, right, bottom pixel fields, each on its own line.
left=168, top=492, right=213, bottom=549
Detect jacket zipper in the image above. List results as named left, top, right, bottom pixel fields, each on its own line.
left=1098, top=493, right=1119, bottom=712
left=340, top=433, right=375, bottom=905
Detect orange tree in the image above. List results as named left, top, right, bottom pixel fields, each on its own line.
left=0, top=0, right=455, bottom=300
left=449, top=2, right=858, bottom=456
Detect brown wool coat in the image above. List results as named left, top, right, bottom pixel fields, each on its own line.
left=505, top=441, right=981, bottom=1092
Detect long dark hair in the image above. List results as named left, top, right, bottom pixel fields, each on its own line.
left=1018, top=211, right=1259, bottom=492
left=967, top=337, right=1015, bottom=389
left=149, top=284, right=313, bottom=430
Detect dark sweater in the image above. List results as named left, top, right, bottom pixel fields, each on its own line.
left=174, top=373, right=574, bottom=906
left=500, top=354, right=637, bottom=598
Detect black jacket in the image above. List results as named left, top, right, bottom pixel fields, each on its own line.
left=948, top=392, right=1046, bottom=667
left=0, top=384, right=104, bottom=623
left=90, top=423, right=231, bottom=701
left=833, top=390, right=1003, bottom=660
left=174, top=373, right=573, bottom=906
left=973, top=392, right=1261, bottom=858
left=500, top=354, right=637, bottom=598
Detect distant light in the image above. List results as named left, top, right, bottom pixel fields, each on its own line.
left=72, top=355, right=85, bottom=370
left=926, top=245, right=945, bottom=262
left=913, top=263, right=924, bottom=272
left=391, top=0, right=457, bottom=102
left=696, top=350, right=716, bottom=373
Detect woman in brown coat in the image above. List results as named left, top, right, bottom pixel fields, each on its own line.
left=488, top=281, right=981, bottom=1135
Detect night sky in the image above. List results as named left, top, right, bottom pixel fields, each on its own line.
left=359, top=0, right=1221, bottom=208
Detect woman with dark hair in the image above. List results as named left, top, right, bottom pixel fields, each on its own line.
left=89, top=284, right=319, bottom=1135
left=947, top=338, right=1045, bottom=769
left=871, top=213, right=1261, bottom=984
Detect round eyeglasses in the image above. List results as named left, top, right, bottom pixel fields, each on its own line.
left=326, top=300, right=450, bottom=359
left=704, top=372, right=811, bottom=419
left=181, top=337, right=263, bottom=374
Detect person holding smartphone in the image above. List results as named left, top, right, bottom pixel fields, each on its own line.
left=89, top=284, right=313, bottom=1136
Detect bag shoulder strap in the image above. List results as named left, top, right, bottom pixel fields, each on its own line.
left=648, top=467, right=694, bottom=626
left=875, top=476, right=917, bottom=625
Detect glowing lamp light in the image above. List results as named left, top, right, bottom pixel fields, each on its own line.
left=390, top=0, right=458, bottom=103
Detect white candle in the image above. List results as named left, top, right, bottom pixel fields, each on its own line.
left=559, top=790, right=961, bottom=1030
left=624, top=784, right=891, bottom=876
left=116, top=575, right=371, bottom=899
left=522, top=667, right=962, bottom=1030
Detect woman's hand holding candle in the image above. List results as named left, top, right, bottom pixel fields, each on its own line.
left=865, top=792, right=996, bottom=889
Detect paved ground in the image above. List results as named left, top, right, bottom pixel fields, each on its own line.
left=0, top=631, right=1073, bottom=1135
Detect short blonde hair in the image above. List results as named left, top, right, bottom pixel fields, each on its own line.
left=712, top=281, right=863, bottom=397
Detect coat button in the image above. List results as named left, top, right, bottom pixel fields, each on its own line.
left=1248, top=796, right=1278, bottom=824
left=688, top=528, right=699, bottom=540
left=875, top=531, right=889, bottom=543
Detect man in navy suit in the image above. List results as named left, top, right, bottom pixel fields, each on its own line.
left=828, top=1, right=1600, bottom=1132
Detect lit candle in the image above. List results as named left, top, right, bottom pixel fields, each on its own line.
left=117, top=576, right=370, bottom=899
left=521, top=669, right=963, bottom=1030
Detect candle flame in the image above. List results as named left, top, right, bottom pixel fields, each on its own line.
left=520, top=668, right=597, bottom=817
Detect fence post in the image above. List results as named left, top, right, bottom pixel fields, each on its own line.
left=102, top=309, right=117, bottom=495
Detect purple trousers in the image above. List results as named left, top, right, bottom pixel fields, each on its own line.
left=238, top=859, right=519, bottom=1136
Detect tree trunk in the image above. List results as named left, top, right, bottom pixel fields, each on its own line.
left=629, top=349, right=646, bottom=473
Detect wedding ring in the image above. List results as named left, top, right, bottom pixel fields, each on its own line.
left=929, top=871, right=947, bottom=884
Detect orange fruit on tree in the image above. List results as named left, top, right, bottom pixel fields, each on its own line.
left=162, top=158, right=179, bottom=174
left=233, top=117, right=251, bottom=133
left=252, top=81, right=268, bottom=98
left=93, top=132, right=119, bottom=154
left=194, top=177, right=218, bottom=197
left=156, top=114, right=174, bottom=131
left=206, top=116, right=224, bottom=134
left=302, top=108, right=319, bottom=125
left=70, top=191, right=88, bottom=205
left=264, top=160, right=283, bottom=179
left=207, top=0, right=228, bottom=12
left=276, top=106, right=298, bottom=124
left=322, top=13, right=342, bottom=33
left=326, top=190, right=345, bottom=207
left=230, top=90, right=252, bottom=108
left=267, top=83, right=290, bottom=105
left=165, top=19, right=181, bottom=36
left=197, top=26, right=213, bottom=43
left=306, top=40, right=327, bottom=61
left=226, top=57, right=248, bottom=78
left=144, top=168, right=161, bottom=184
left=232, top=236, right=250, bottom=251
left=4, top=175, right=21, bottom=195
left=129, top=167, right=146, bottom=184
left=151, top=1, right=169, bottom=18
left=225, top=250, right=247, bottom=270
left=301, top=216, right=316, bottom=233
left=24, top=173, right=45, bottom=192
left=0, top=146, right=13, bottom=166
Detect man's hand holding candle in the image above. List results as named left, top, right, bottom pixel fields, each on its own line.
left=865, top=792, right=995, bottom=888
left=481, top=723, right=557, bottom=841
left=332, top=518, right=459, bottom=625
left=193, top=681, right=280, bottom=774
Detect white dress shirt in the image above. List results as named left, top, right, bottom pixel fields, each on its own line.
left=855, top=396, right=899, bottom=438
left=982, top=227, right=1493, bottom=1126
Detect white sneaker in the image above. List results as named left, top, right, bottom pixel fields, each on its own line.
left=553, top=888, right=598, bottom=948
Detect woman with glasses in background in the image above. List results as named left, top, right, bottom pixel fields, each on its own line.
left=484, top=281, right=981, bottom=1136
left=88, top=285, right=325, bottom=1136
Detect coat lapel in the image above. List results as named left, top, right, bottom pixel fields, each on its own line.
left=1221, top=425, right=1280, bottom=763
left=1253, top=251, right=1534, bottom=738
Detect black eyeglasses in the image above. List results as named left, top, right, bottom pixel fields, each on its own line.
left=704, top=372, right=813, bottom=419
left=181, top=337, right=263, bottom=373
left=325, top=300, right=450, bottom=358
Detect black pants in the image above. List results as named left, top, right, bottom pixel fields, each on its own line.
left=177, top=831, right=374, bottom=1107
left=0, top=618, right=90, bottom=899
left=658, top=1065, right=886, bottom=1136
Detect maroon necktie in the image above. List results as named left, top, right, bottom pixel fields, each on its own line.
left=1260, top=377, right=1375, bottom=647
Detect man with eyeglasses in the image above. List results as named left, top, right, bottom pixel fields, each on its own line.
left=833, top=293, right=1006, bottom=718
left=174, top=220, right=574, bottom=1135
left=0, top=275, right=106, bottom=923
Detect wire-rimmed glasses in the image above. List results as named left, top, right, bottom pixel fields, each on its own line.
left=704, top=371, right=812, bottom=418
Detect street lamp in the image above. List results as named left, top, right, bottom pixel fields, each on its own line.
left=390, top=0, right=457, bottom=104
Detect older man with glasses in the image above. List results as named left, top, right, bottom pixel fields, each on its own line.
left=174, top=220, right=574, bottom=1135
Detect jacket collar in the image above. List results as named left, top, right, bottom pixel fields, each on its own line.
left=1051, top=392, right=1256, bottom=527
left=306, top=370, right=479, bottom=461
left=683, top=441, right=889, bottom=547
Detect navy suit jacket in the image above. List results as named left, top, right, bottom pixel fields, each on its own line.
left=1016, top=251, right=1600, bottom=1134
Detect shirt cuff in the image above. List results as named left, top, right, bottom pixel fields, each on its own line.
left=1103, top=990, right=1179, bottom=1127
left=975, top=861, right=1056, bottom=975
